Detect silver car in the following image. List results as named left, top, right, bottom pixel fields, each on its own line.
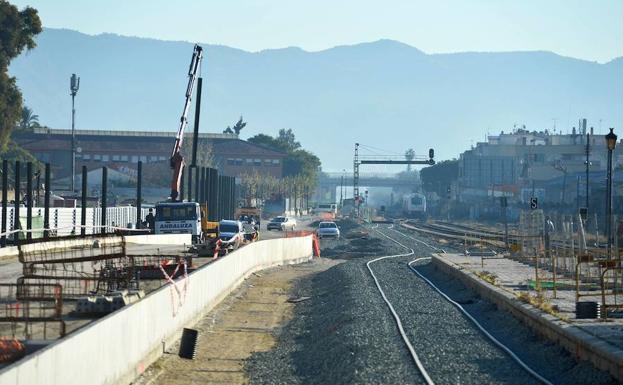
left=316, top=221, right=340, bottom=239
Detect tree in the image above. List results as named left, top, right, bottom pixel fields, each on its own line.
left=247, top=129, right=320, bottom=191
left=0, top=1, right=42, bottom=151
left=232, top=116, right=246, bottom=135
left=276, top=128, right=300, bottom=152
left=181, top=138, right=213, bottom=168
left=420, top=160, right=459, bottom=196
left=18, top=106, right=39, bottom=131
left=404, top=148, right=415, bottom=172
left=248, top=133, right=280, bottom=150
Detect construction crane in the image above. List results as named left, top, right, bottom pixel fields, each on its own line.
left=170, top=44, right=203, bottom=201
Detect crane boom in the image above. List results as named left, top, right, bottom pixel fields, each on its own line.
left=170, top=44, right=203, bottom=201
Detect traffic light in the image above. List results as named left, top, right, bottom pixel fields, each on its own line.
left=429, top=148, right=434, bottom=159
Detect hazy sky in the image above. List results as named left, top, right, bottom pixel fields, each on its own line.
left=11, top=0, right=623, bottom=63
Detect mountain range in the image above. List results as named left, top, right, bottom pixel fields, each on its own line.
left=9, top=28, right=623, bottom=170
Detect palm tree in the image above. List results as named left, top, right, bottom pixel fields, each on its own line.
left=405, top=148, right=415, bottom=172
left=19, top=106, right=40, bottom=131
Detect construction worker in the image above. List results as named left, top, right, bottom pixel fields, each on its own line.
left=145, top=208, right=155, bottom=233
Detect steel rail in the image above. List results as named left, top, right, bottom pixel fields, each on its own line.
left=366, top=224, right=435, bottom=385
left=384, top=226, right=554, bottom=385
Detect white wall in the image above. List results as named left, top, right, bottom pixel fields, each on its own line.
left=0, top=235, right=313, bottom=385
left=0, top=206, right=152, bottom=238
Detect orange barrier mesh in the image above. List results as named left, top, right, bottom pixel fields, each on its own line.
left=283, top=230, right=320, bottom=257
left=0, top=338, right=26, bottom=363
left=284, top=230, right=314, bottom=238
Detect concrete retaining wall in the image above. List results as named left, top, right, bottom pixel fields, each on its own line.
left=0, top=247, right=18, bottom=261
left=0, top=235, right=313, bottom=385
left=124, top=234, right=192, bottom=245
left=431, top=255, right=623, bottom=381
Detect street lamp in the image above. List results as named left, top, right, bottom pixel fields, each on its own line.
left=70, top=74, right=80, bottom=192
left=340, top=169, right=346, bottom=207
left=605, top=128, right=617, bottom=259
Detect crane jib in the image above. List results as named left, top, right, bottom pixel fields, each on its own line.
left=169, top=44, right=204, bottom=201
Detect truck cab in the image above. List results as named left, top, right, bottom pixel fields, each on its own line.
left=154, top=202, right=202, bottom=242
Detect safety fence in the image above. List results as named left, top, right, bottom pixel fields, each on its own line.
left=0, top=206, right=151, bottom=240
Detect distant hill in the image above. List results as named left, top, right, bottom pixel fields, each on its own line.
left=9, top=28, right=623, bottom=170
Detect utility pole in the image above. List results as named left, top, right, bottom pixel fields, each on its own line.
left=585, top=132, right=590, bottom=213
left=339, top=175, right=343, bottom=207
left=70, top=74, right=80, bottom=192
left=605, top=128, right=617, bottom=260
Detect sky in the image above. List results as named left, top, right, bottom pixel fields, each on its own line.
left=10, top=0, right=623, bottom=63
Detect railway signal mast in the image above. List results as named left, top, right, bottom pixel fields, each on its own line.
left=353, top=145, right=435, bottom=217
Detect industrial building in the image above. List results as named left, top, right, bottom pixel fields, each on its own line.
left=13, top=127, right=286, bottom=181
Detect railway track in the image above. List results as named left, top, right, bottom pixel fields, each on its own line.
left=366, top=224, right=554, bottom=385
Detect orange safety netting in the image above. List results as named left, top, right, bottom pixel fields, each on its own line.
left=0, top=338, right=26, bottom=363
left=284, top=230, right=320, bottom=257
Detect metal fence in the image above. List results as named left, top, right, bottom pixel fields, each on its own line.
left=0, top=206, right=151, bottom=238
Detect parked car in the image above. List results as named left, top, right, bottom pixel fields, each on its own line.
left=266, top=216, right=297, bottom=231
left=316, top=221, right=340, bottom=239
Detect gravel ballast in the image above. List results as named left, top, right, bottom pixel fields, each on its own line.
left=245, top=223, right=618, bottom=385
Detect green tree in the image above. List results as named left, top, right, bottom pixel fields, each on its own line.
left=0, top=1, right=42, bottom=151
left=247, top=129, right=320, bottom=190
left=247, top=133, right=280, bottom=150
left=18, top=106, right=39, bottom=131
left=276, top=128, right=300, bottom=152
left=420, top=159, right=459, bottom=196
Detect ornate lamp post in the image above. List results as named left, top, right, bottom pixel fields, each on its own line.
left=605, top=128, right=617, bottom=259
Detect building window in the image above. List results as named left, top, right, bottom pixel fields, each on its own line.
left=131, top=155, right=138, bottom=163
left=102, top=155, right=110, bottom=162
left=227, top=158, right=235, bottom=165
left=94, top=154, right=101, bottom=161
left=235, top=158, right=243, bottom=165
left=83, top=154, right=91, bottom=161
left=254, top=159, right=261, bottom=166
left=120, top=155, right=129, bottom=162
left=140, top=156, right=147, bottom=162
left=264, top=159, right=272, bottom=165
left=246, top=158, right=253, bottom=164
left=158, top=156, right=166, bottom=161
left=149, top=156, right=159, bottom=162
left=112, top=155, right=120, bottom=161
left=272, top=159, right=280, bottom=165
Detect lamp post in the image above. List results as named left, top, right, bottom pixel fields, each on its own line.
left=605, top=128, right=617, bottom=259
left=70, top=74, right=80, bottom=192
left=340, top=169, right=346, bottom=207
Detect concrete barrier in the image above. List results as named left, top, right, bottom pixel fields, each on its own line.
left=17, top=236, right=123, bottom=262
left=0, top=235, right=313, bottom=385
left=0, top=246, right=18, bottom=261
left=124, top=234, right=192, bottom=245
left=431, top=255, right=623, bottom=382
